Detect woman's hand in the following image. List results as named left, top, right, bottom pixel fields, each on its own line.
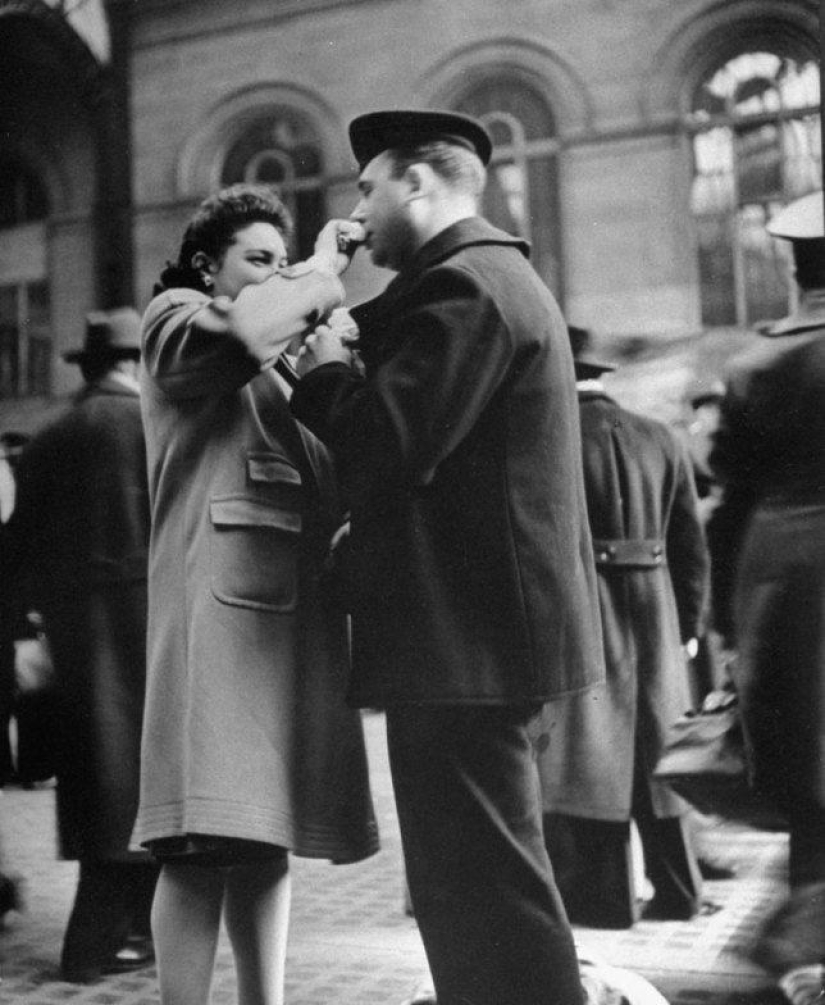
left=296, top=324, right=354, bottom=377
left=309, top=220, right=365, bottom=276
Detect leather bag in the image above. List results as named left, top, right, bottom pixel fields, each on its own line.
left=653, top=689, right=786, bottom=831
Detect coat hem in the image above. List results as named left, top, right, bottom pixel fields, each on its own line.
left=132, top=801, right=379, bottom=864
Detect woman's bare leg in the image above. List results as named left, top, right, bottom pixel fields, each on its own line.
left=151, top=863, right=224, bottom=1005
left=224, top=856, right=291, bottom=1005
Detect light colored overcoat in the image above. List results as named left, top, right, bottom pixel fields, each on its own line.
left=133, top=273, right=378, bottom=863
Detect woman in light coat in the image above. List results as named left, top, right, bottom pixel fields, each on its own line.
left=134, top=185, right=378, bottom=1005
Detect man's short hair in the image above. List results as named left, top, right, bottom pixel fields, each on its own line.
left=386, top=141, right=487, bottom=199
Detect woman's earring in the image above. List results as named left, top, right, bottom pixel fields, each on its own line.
left=202, top=273, right=213, bottom=289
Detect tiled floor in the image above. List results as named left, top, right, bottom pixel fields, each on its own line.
left=0, top=712, right=791, bottom=1004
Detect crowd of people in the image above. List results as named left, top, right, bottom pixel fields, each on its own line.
left=0, top=109, right=822, bottom=1005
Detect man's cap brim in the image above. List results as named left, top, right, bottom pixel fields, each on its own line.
left=767, top=191, right=825, bottom=240
left=349, top=110, right=493, bottom=170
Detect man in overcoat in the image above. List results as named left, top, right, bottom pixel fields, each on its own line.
left=288, top=110, right=605, bottom=1005
left=4, top=308, right=159, bottom=981
left=710, top=191, right=825, bottom=1005
left=540, top=327, right=709, bottom=927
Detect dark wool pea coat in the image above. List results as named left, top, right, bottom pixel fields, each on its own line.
left=291, top=217, right=605, bottom=706
left=539, top=390, right=709, bottom=819
left=4, top=377, right=151, bottom=860
left=713, top=320, right=825, bottom=817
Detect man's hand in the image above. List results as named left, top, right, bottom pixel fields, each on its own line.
left=327, top=307, right=359, bottom=344
left=309, top=220, right=366, bottom=277
left=297, top=325, right=354, bottom=377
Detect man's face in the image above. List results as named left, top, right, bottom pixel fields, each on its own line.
left=351, top=152, right=417, bottom=271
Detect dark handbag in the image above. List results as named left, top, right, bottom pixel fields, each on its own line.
left=654, top=689, right=786, bottom=831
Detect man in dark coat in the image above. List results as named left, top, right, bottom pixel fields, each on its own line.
left=288, top=110, right=605, bottom=1005
left=4, top=308, right=158, bottom=982
left=710, top=191, right=825, bottom=1005
left=540, top=328, right=709, bottom=927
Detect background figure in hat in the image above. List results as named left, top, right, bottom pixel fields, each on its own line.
left=540, top=326, right=709, bottom=927
left=708, top=191, right=825, bottom=1005
left=2, top=308, right=159, bottom=981
left=287, top=109, right=605, bottom=1005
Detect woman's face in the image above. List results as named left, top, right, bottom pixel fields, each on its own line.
left=206, top=221, right=289, bottom=300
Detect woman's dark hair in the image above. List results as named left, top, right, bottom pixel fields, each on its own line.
left=154, top=184, right=293, bottom=295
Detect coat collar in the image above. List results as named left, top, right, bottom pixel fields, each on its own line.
left=404, top=216, right=530, bottom=279
left=350, top=217, right=529, bottom=346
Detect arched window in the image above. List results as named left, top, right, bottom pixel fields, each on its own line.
left=687, top=51, right=821, bottom=328
left=0, top=156, right=51, bottom=399
left=220, top=110, right=325, bottom=261
left=454, top=81, right=562, bottom=300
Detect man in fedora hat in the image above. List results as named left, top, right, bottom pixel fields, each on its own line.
left=3, top=307, right=158, bottom=981
left=708, top=191, right=825, bottom=1005
left=540, top=326, right=709, bottom=927
left=285, top=109, right=605, bottom=1004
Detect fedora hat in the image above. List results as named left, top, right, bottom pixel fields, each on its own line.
left=567, top=325, right=615, bottom=378
left=63, top=307, right=142, bottom=364
left=349, top=109, right=493, bottom=171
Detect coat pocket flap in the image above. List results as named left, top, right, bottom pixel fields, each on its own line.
left=247, top=453, right=302, bottom=485
left=210, top=497, right=302, bottom=533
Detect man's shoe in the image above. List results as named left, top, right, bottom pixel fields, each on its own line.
left=641, top=897, right=697, bottom=921
left=0, top=873, right=24, bottom=919
left=104, top=937, right=155, bottom=973
left=61, top=964, right=103, bottom=984
left=62, top=938, right=155, bottom=983
left=642, top=897, right=721, bottom=921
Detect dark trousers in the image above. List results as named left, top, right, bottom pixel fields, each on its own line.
left=545, top=757, right=702, bottom=927
left=386, top=704, right=583, bottom=1005
left=543, top=814, right=639, bottom=928
left=788, top=803, right=825, bottom=891
left=633, top=761, right=702, bottom=918
left=60, top=860, right=159, bottom=976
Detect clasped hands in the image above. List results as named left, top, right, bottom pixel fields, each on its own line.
left=296, top=218, right=365, bottom=377
left=297, top=308, right=359, bottom=377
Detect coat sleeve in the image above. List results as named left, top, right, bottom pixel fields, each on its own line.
left=143, top=268, right=344, bottom=401
left=666, top=435, right=710, bottom=642
left=291, top=265, right=516, bottom=486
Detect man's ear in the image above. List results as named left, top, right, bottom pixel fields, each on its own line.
left=404, top=163, right=434, bottom=202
